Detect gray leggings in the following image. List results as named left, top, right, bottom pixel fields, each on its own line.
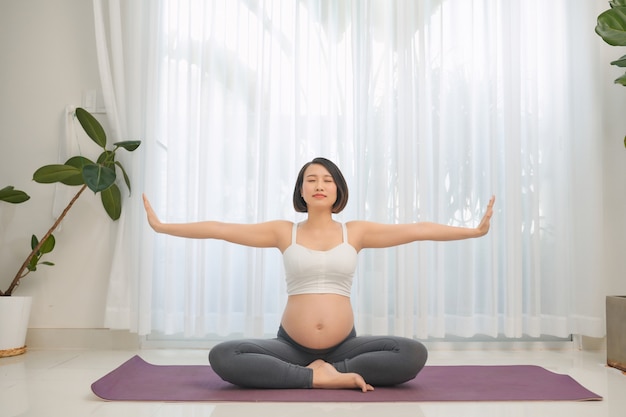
left=208, top=326, right=428, bottom=389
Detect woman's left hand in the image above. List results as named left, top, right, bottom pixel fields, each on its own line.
left=475, top=195, right=495, bottom=237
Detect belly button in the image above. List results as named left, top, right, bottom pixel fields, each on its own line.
left=316, top=323, right=324, bottom=331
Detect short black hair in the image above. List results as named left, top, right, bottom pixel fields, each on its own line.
left=293, top=157, right=349, bottom=213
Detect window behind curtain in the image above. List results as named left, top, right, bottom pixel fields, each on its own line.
left=141, top=0, right=605, bottom=342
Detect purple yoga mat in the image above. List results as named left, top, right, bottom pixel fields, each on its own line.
left=91, top=355, right=602, bottom=402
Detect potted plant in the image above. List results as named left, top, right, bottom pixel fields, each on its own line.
left=0, top=186, right=33, bottom=358
left=595, top=0, right=626, bottom=372
left=0, top=108, right=140, bottom=357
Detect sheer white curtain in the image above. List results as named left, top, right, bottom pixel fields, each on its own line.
left=93, top=0, right=159, bottom=334
left=98, top=0, right=607, bottom=339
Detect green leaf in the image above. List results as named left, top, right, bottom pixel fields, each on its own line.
left=60, top=156, right=94, bottom=186
left=596, top=7, right=626, bottom=46
left=611, top=54, right=626, bottom=67
left=33, top=164, right=82, bottom=184
left=114, top=140, right=141, bottom=152
left=0, top=186, right=30, bottom=204
left=611, top=0, right=626, bottom=8
left=115, top=161, right=132, bottom=195
left=27, top=258, right=38, bottom=272
left=75, top=107, right=107, bottom=148
left=40, top=262, right=55, bottom=266
left=101, top=183, right=122, bottom=220
left=39, top=234, right=56, bottom=254
left=65, top=156, right=95, bottom=168
left=616, top=72, right=626, bottom=86
left=82, top=164, right=117, bottom=193
left=31, top=234, right=39, bottom=251
left=97, top=150, right=116, bottom=168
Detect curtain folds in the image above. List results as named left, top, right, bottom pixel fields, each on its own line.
left=93, top=0, right=159, bottom=334
left=95, top=0, right=607, bottom=340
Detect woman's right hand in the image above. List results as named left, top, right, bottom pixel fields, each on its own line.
left=142, top=194, right=163, bottom=232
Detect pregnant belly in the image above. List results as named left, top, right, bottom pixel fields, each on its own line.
left=280, top=294, right=355, bottom=349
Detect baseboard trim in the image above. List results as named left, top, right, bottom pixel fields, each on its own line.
left=25, top=328, right=140, bottom=350
left=23, top=328, right=605, bottom=352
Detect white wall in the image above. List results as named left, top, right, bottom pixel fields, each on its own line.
left=601, top=59, right=626, bottom=297
left=595, top=0, right=626, bottom=298
left=0, top=0, right=113, bottom=328
left=0, top=0, right=625, bottom=335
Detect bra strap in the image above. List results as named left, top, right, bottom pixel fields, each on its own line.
left=342, top=223, right=348, bottom=243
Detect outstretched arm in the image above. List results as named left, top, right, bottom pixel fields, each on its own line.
left=142, top=194, right=289, bottom=249
left=351, top=195, right=495, bottom=250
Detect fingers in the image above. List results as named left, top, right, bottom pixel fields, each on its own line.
left=142, top=193, right=161, bottom=231
left=485, top=195, right=494, bottom=219
left=142, top=193, right=157, bottom=217
left=142, top=193, right=152, bottom=211
left=484, top=195, right=495, bottom=217
left=475, top=195, right=495, bottom=237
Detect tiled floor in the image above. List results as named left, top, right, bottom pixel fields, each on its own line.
left=0, top=346, right=624, bottom=417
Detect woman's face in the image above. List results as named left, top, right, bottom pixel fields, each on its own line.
left=301, top=163, right=337, bottom=211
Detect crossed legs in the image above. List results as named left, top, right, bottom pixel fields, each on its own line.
left=208, top=328, right=427, bottom=390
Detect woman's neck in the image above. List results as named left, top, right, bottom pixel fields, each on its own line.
left=303, top=210, right=336, bottom=229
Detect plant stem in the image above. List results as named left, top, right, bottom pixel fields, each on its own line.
left=1, top=184, right=88, bottom=296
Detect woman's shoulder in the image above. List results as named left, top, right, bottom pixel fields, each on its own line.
left=344, top=220, right=374, bottom=237
left=263, top=219, right=294, bottom=235
left=268, top=220, right=296, bottom=250
left=345, top=220, right=375, bottom=230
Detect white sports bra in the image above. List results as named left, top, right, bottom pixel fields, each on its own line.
left=283, top=222, right=357, bottom=297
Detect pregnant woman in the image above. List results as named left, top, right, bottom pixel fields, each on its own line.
left=143, top=157, right=495, bottom=392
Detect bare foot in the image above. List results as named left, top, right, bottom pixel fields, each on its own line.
left=307, top=359, right=374, bottom=392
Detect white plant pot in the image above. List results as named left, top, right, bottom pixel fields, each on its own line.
left=0, top=296, right=32, bottom=357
